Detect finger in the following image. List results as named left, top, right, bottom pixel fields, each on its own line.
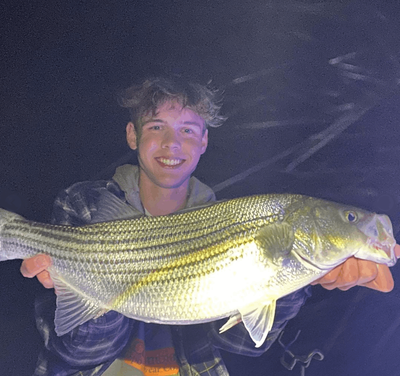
left=37, top=270, right=55, bottom=289
left=395, top=244, right=400, bottom=258
left=356, top=259, right=378, bottom=285
left=310, top=266, right=341, bottom=286
left=336, top=257, right=360, bottom=291
left=317, top=281, right=340, bottom=290
left=20, top=254, right=52, bottom=278
left=362, top=264, right=394, bottom=292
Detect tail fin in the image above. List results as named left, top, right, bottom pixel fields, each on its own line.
left=0, top=208, right=25, bottom=261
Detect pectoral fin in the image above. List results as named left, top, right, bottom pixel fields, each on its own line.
left=256, top=222, right=294, bottom=260
left=239, top=300, right=277, bottom=348
left=50, top=269, right=107, bottom=336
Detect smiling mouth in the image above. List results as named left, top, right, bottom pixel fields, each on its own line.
left=155, top=157, right=185, bottom=168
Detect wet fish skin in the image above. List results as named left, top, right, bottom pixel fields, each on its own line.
left=0, top=194, right=396, bottom=347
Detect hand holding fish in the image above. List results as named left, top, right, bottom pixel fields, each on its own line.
left=311, top=245, right=400, bottom=292
left=20, top=254, right=53, bottom=289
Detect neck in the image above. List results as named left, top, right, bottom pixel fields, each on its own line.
left=138, top=174, right=190, bottom=216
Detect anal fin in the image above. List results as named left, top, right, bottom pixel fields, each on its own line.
left=219, top=313, right=242, bottom=333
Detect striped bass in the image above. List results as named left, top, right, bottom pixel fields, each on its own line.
left=0, top=194, right=397, bottom=347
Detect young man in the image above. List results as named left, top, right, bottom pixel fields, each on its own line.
left=21, top=77, right=399, bottom=376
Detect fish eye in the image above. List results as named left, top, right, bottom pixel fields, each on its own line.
left=345, top=211, right=358, bottom=223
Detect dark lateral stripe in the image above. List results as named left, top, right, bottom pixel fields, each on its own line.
left=3, top=211, right=275, bottom=275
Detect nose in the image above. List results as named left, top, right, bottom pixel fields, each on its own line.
left=161, top=129, right=181, bottom=150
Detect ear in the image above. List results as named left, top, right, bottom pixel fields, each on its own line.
left=126, top=122, right=138, bottom=150
left=201, top=128, right=208, bottom=155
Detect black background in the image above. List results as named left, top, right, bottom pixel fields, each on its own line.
left=1, top=1, right=400, bottom=375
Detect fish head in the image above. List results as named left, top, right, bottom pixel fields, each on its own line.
left=288, top=198, right=397, bottom=270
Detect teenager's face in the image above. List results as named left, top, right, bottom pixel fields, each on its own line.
left=126, top=101, right=208, bottom=189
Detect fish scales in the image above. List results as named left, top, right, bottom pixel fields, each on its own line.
left=3, top=195, right=282, bottom=263
left=0, top=194, right=396, bottom=346
left=0, top=196, right=291, bottom=311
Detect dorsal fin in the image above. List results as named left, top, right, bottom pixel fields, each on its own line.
left=91, top=190, right=144, bottom=223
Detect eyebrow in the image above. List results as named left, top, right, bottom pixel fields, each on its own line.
left=141, top=119, right=163, bottom=126
left=142, top=119, right=202, bottom=128
left=181, top=121, right=202, bottom=128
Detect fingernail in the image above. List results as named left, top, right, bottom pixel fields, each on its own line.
left=43, top=279, right=53, bottom=289
left=35, top=256, right=46, bottom=267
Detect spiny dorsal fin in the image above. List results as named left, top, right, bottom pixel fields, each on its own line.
left=91, top=190, right=143, bottom=223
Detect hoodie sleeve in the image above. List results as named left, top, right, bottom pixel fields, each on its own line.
left=34, top=180, right=134, bottom=373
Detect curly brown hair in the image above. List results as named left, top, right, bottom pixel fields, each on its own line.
left=119, top=76, right=226, bottom=132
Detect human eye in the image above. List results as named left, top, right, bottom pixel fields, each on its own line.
left=144, top=122, right=162, bottom=131
left=182, top=125, right=201, bottom=136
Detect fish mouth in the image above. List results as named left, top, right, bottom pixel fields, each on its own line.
left=155, top=157, right=185, bottom=168
left=358, top=213, right=397, bottom=266
left=368, top=240, right=397, bottom=266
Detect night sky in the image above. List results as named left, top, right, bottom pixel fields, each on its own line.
left=1, top=1, right=400, bottom=375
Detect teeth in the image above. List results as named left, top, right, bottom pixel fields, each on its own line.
left=158, top=158, right=182, bottom=166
